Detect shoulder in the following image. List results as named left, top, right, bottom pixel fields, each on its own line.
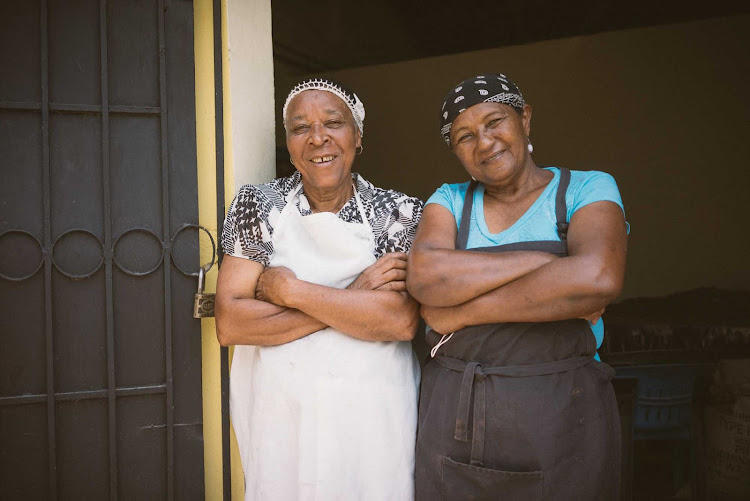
left=433, top=181, right=471, bottom=199
left=233, top=172, right=301, bottom=210
left=425, top=181, right=471, bottom=217
left=555, top=167, right=626, bottom=219
left=567, top=168, right=618, bottom=187
left=356, top=173, right=424, bottom=218
left=564, top=168, right=621, bottom=200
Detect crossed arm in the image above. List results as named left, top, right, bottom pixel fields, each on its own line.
left=406, top=202, right=628, bottom=334
left=215, top=252, right=419, bottom=346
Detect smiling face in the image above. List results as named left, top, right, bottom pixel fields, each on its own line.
left=285, top=90, right=362, bottom=192
left=450, top=102, right=532, bottom=186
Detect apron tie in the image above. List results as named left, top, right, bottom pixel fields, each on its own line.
left=454, top=361, right=480, bottom=442
left=470, top=372, right=486, bottom=466
left=439, top=354, right=594, bottom=466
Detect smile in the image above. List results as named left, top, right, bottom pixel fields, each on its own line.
left=480, top=150, right=504, bottom=164
left=311, top=155, right=336, bottom=164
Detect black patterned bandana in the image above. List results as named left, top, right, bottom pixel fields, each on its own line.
left=440, top=74, right=525, bottom=146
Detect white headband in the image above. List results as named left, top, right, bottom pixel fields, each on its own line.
left=282, top=78, right=365, bottom=137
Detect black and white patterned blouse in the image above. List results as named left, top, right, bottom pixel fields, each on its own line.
left=221, top=172, right=424, bottom=266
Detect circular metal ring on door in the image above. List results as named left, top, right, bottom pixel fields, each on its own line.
left=112, top=228, right=166, bottom=277
left=51, top=229, right=105, bottom=280
left=170, top=224, right=216, bottom=277
left=0, top=230, right=45, bottom=281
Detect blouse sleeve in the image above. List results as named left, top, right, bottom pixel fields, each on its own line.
left=375, top=196, right=424, bottom=255
left=220, top=185, right=274, bottom=266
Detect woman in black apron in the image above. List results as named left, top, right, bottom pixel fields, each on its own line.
left=407, top=74, right=629, bottom=500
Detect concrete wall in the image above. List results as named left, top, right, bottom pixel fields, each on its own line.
left=277, top=15, right=750, bottom=300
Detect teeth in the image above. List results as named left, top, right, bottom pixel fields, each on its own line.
left=311, top=155, right=335, bottom=163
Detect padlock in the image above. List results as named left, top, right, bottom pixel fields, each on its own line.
left=193, top=267, right=216, bottom=318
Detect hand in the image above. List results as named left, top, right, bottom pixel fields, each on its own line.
left=580, top=307, right=606, bottom=325
left=347, top=252, right=408, bottom=292
left=256, top=266, right=298, bottom=307
left=420, top=304, right=467, bottom=335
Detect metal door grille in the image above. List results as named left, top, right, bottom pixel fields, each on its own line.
left=0, top=0, right=205, bottom=499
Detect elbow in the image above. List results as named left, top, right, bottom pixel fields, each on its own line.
left=388, top=296, right=420, bottom=341
left=406, top=249, right=436, bottom=304
left=588, top=262, right=624, bottom=304
left=215, top=318, right=234, bottom=347
left=397, top=314, right=419, bottom=341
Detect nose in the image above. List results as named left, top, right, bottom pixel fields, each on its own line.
left=477, top=128, right=494, bottom=151
left=308, top=122, right=330, bottom=146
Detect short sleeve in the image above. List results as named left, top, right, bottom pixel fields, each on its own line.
left=220, top=186, right=274, bottom=265
left=375, top=197, right=424, bottom=255
left=426, top=183, right=456, bottom=214
left=568, top=170, right=629, bottom=234
left=425, top=182, right=472, bottom=229
left=569, top=171, right=624, bottom=214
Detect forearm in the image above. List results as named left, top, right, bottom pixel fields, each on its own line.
left=460, top=255, right=621, bottom=325
left=285, top=280, right=419, bottom=341
left=215, top=297, right=326, bottom=346
left=407, top=248, right=557, bottom=307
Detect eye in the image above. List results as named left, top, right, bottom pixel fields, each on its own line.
left=325, top=120, right=343, bottom=128
left=291, top=124, right=310, bottom=134
left=487, top=117, right=503, bottom=127
left=456, top=133, right=473, bottom=144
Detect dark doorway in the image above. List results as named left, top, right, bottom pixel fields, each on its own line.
left=0, top=0, right=205, bottom=499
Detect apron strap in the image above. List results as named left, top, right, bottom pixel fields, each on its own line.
left=454, top=360, right=480, bottom=442
left=284, top=177, right=372, bottom=233
left=555, top=167, right=571, bottom=241
left=470, top=374, right=487, bottom=466
left=455, top=180, right=478, bottom=251
left=438, top=354, right=593, bottom=466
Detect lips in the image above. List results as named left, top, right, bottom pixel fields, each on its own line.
left=480, top=150, right=505, bottom=164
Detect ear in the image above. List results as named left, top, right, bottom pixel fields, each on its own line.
left=355, top=130, right=362, bottom=149
left=521, top=104, right=532, bottom=137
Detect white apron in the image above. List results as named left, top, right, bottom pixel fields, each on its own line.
left=230, top=181, right=420, bottom=501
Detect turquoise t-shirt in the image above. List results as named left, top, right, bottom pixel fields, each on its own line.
left=426, top=167, right=629, bottom=357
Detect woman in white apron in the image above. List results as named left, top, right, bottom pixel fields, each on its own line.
left=216, top=79, right=422, bottom=500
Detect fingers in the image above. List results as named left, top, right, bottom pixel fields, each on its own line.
left=376, top=252, right=408, bottom=270
left=376, top=280, right=407, bottom=292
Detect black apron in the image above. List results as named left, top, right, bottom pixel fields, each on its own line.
left=415, top=169, right=621, bottom=500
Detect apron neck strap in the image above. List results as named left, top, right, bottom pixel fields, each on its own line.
left=455, top=180, right=478, bottom=250
left=455, top=168, right=572, bottom=250
left=284, top=176, right=372, bottom=233
left=554, top=168, right=571, bottom=241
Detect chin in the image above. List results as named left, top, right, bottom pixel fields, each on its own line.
left=306, top=170, right=350, bottom=189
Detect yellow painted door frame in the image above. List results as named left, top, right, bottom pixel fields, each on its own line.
left=194, top=0, right=241, bottom=498
left=194, top=0, right=276, bottom=498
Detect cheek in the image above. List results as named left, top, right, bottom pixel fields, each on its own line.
left=286, top=137, right=304, bottom=157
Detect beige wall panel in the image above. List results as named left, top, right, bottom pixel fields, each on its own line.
left=278, top=15, right=750, bottom=300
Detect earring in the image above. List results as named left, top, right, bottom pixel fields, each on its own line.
left=527, top=138, right=534, bottom=154
left=289, top=157, right=294, bottom=165
left=357, top=145, right=364, bottom=155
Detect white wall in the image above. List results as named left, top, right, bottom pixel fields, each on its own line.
left=225, top=0, right=275, bottom=189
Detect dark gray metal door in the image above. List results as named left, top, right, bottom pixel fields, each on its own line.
left=0, top=0, right=206, bottom=499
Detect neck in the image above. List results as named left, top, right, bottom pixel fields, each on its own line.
left=303, top=179, right=354, bottom=213
left=483, top=161, right=549, bottom=203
